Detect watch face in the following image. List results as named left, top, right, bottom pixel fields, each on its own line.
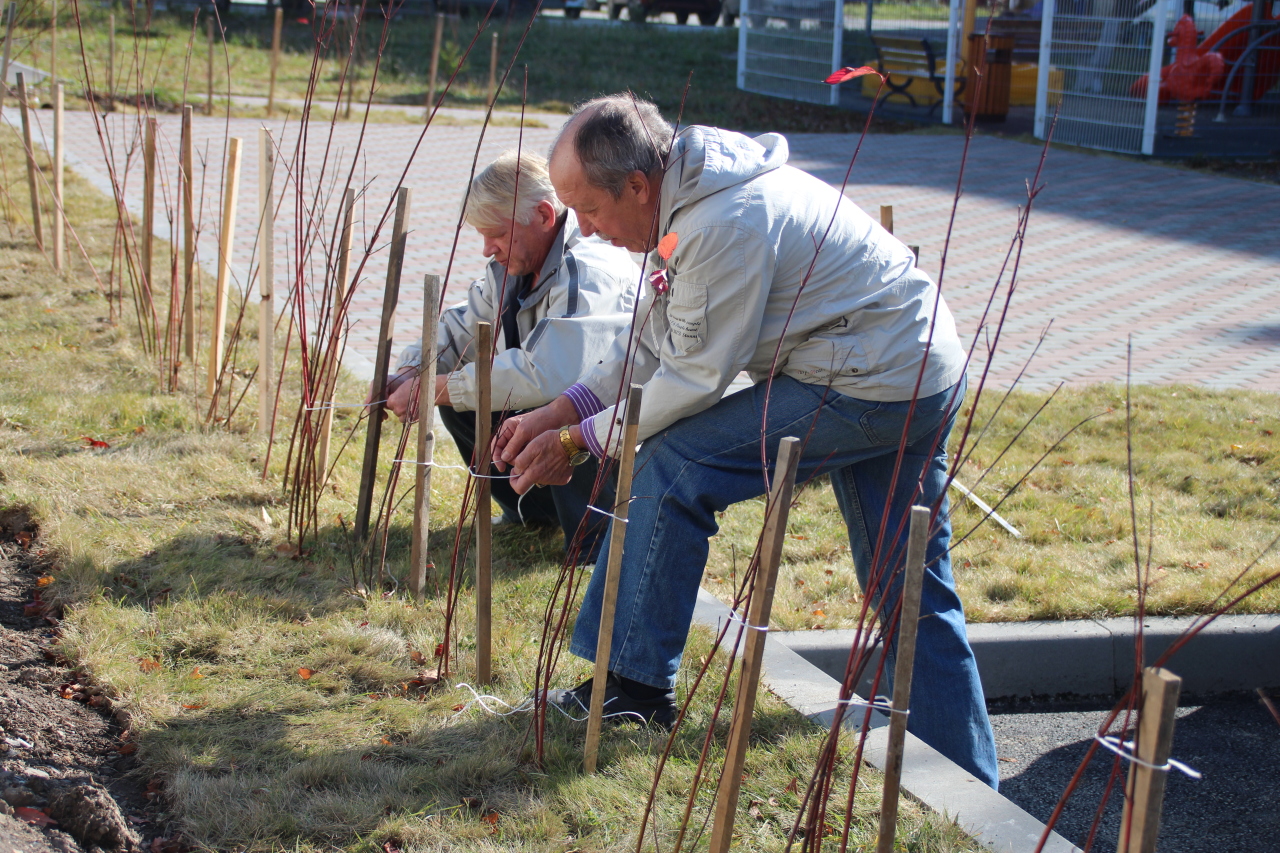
left=571, top=451, right=591, bottom=466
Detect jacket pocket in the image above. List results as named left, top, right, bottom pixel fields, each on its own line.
left=785, top=326, right=870, bottom=385
left=665, top=280, right=709, bottom=356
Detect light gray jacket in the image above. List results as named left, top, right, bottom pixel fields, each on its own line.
left=397, top=210, right=639, bottom=412
left=575, top=126, right=966, bottom=455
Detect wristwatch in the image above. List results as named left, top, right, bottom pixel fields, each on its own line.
left=559, top=427, right=591, bottom=466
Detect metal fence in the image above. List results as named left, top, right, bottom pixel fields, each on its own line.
left=737, top=0, right=844, bottom=105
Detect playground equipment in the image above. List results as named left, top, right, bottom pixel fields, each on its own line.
left=1132, top=3, right=1280, bottom=103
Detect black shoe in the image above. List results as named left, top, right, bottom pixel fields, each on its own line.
left=545, top=673, right=678, bottom=730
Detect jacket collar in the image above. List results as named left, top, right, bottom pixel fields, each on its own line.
left=521, top=209, right=579, bottom=305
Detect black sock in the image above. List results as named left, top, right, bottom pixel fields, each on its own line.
left=615, top=674, right=669, bottom=701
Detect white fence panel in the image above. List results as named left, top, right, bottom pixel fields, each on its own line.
left=737, top=0, right=843, bottom=106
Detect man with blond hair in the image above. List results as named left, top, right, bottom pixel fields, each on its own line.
left=385, top=149, right=638, bottom=561
left=494, top=96, right=999, bottom=788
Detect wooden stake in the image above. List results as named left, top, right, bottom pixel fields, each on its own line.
left=257, top=127, right=276, bottom=434
left=354, top=187, right=411, bottom=541
left=707, top=437, right=802, bottom=848
left=17, top=74, right=42, bottom=251
left=879, top=203, right=893, bottom=234
left=584, top=383, right=646, bottom=774
left=409, top=273, right=440, bottom=601
left=206, top=16, right=215, bottom=116
left=142, top=117, right=157, bottom=299
left=207, top=136, right=242, bottom=399
left=424, top=12, right=443, bottom=113
left=267, top=6, right=283, bottom=118
left=487, top=31, right=498, bottom=107
left=52, top=83, right=63, bottom=272
left=181, top=105, right=195, bottom=360
left=107, top=12, right=115, bottom=103
left=1118, top=667, right=1183, bottom=853
left=49, top=0, right=56, bottom=94
left=874, top=505, right=932, bottom=853
left=960, top=0, right=978, bottom=66
left=0, top=2, right=16, bottom=117
left=474, top=321, right=494, bottom=684
left=908, top=244, right=920, bottom=261
left=318, top=187, right=355, bottom=481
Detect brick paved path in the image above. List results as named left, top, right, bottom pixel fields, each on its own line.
left=48, top=110, right=1280, bottom=392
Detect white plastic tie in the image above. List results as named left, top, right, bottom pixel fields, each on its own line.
left=1093, top=734, right=1202, bottom=779
left=723, top=610, right=769, bottom=633
left=307, top=399, right=387, bottom=411
left=835, top=695, right=909, bottom=717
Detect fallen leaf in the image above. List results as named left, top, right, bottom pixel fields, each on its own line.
left=824, top=65, right=882, bottom=85
left=81, top=436, right=110, bottom=449
left=181, top=703, right=205, bottom=710
left=481, top=810, right=500, bottom=826
left=138, top=658, right=161, bottom=673
left=15, top=807, right=56, bottom=827
left=812, top=609, right=825, bottom=618
left=748, top=800, right=763, bottom=820
left=410, top=650, right=426, bottom=665
left=36, top=576, right=53, bottom=587
left=189, top=667, right=203, bottom=679
left=135, top=425, right=147, bottom=434
left=657, top=232, right=679, bottom=261
left=785, top=777, right=799, bottom=794
left=118, top=742, right=138, bottom=756
left=380, top=737, right=391, bottom=745
left=298, top=667, right=315, bottom=680
left=435, top=643, right=445, bottom=658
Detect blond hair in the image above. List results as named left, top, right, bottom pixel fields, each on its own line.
left=463, top=150, right=564, bottom=231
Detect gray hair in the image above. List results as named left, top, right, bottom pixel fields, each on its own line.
left=555, top=94, right=674, bottom=198
left=463, top=150, right=564, bottom=231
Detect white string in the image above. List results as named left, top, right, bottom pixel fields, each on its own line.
left=1093, top=734, right=1202, bottom=779
left=307, top=399, right=387, bottom=411
left=586, top=504, right=629, bottom=524
left=722, top=610, right=769, bottom=633
left=835, top=695, right=910, bottom=717
left=392, top=460, right=513, bottom=480
left=448, top=683, right=661, bottom=726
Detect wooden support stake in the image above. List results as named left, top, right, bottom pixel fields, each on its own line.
left=354, top=187, right=411, bottom=542
left=874, top=505, right=932, bottom=853
left=206, top=17, right=215, bottom=116
left=908, top=244, right=920, bottom=261
left=142, top=117, right=156, bottom=299
left=207, top=136, right=242, bottom=399
left=708, top=437, right=802, bottom=848
left=487, top=31, right=498, bottom=107
left=1118, top=668, right=1183, bottom=853
left=52, top=83, right=63, bottom=272
left=318, top=187, right=355, bottom=480
left=409, top=273, right=440, bottom=601
left=0, top=2, right=16, bottom=117
left=267, top=6, right=283, bottom=118
left=474, top=321, right=494, bottom=684
left=257, top=127, right=276, bottom=434
left=960, top=0, right=978, bottom=67
left=424, top=12, right=443, bottom=112
left=584, top=383, right=646, bottom=774
left=17, top=74, right=42, bottom=251
left=49, top=0, right=56, bottom=94
left=181, top=105, right=195, bottom=360
left=107, top=13, right=115, bottom=103
left=879, top=203, right=893, bottom=234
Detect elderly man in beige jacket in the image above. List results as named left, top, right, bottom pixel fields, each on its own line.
left=385, top=150, right=638, bottom=561
left=493, top=96, right=999, bottom=789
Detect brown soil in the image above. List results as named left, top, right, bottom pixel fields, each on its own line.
left=0, top=508, right=181, bottom=853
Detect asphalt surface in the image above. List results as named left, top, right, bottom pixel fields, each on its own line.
left=988, top=693, right=1280, bottom=852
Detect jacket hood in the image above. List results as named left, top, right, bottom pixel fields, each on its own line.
left=662, top=126, right=789, bottom=218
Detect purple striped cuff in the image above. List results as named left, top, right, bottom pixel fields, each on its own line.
left=579, top=414, right=606, bottom=459
left=562, top=383, right=605, bottom=421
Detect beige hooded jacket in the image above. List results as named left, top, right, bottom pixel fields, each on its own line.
left=571, top=126, right=967, bottom=456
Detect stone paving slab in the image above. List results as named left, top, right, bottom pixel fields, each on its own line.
left=42, top=109, right=1280, bottom=392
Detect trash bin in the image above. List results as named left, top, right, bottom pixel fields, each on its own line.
left=964, top=33, right=1014, bottom=121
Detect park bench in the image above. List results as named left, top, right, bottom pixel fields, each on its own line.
left=870, top=35, right=964, bottom=114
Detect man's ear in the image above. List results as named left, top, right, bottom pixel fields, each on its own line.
left=628, top=170, right=653, bottom=204
left=535, top=199, right=559, bottom=229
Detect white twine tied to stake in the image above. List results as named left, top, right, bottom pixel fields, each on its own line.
left=1093, top=734, right=1202, bottom=779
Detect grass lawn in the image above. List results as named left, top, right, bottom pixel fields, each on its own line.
left=28, top=6, right=919, bottom=133
left=0, top=131, right=976, bottom=850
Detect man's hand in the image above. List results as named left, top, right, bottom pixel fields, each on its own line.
left=508, top=428, right=574, bottom=493
left=493, top=395, right=579, bottom=471
left=383, top=371, right=450, bottom=423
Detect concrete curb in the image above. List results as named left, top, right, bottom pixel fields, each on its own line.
left=775, top=614, right=1280, bottom=700
left=692, top=590, right=1082, bottom=853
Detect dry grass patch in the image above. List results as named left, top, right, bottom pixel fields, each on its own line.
left=706, top=385, right=1279, bottom=627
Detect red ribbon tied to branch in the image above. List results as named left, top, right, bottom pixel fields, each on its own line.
left=824, top=66, right=883, bottom=85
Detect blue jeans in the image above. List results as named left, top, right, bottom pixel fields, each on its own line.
left=570, top=375, right=999, bottom=789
